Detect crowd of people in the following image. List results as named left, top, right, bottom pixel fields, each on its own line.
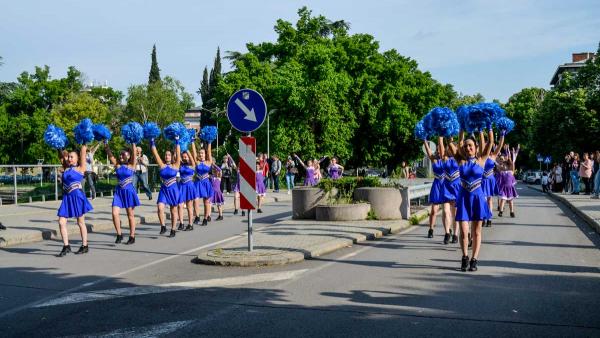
left=545, top=151, right=600, bottom=197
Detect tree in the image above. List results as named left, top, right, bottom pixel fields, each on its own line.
left=199, top=48, right=223, bottom=111
left=504, top=87, right=545, bottom=167
left=148, top=44, right=161, bottom=84
left=199, top=67, right=209, bottom=105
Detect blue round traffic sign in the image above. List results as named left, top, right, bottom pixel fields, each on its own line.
left=226, top=89, right=267, bottom=133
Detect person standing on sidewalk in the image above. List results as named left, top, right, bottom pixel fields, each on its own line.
left=285, top=156, right=296, bottom=194
left=592, top=151, right=600, bottom=199
left=133, top=147, right=153, bottom=200
left=562, top=154, right=571, bottom=194
left=220, top=155, right=234, bottom=194
left=570, top=153, right=581, bottom=195
left=83, top=143, right=100, bottom=200
left=579, top=152, right=593, bottom=195
left=271, top=155, right=281, bottom=193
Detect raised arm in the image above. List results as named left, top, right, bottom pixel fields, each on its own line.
left=423, top=140, right=435, bottom=161
left=211, top=162, right=222, bottom=172
left=90, top=143, right=101, bottom=155
left=294, top=154, right=307, bottom=169
left=438, top=136, right=445, bottom=159
left=187, top=150, right=196, bottom=167
left=480, top=129, right=494, bottom=161
left=128, top=143, right=137, bottom=167
left=173, top=142, right=181, bottom=169
left=77, top=145, right=87, bottom=172
left=492, top=132, right=505, bottom=157
left=105, top=141, right=118, bottom=167
left=228, top=154, right=237, bottom=170
left=206, top=142, right=212, bottom=164
left=150, top=140, right=165, bottom=168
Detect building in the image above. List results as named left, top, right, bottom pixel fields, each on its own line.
left=184, top=106, right=203, bottom=130
left=550, top=52, right=596, bottom=87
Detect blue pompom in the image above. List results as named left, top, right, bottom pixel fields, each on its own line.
left=187, top=128, right=196, bottom=141
left=414, top=120, right=430, bottom=140
left=92, top=124, right=112, bottom=141
left=44, top=124, right=68, bottom=149
left=143, top=122, right=161, bottom=140
left=121, top=122, right=144, bottom=144
left=73, top=118, right=95, bottom=145
left=200, top=126, right=218, bottom=143
left=456, top=105, right=470, bottom=131
left=468, top=103, right=506, bottom=131
left=163, top=122, right=187, bottom=143
left=496, top=117, right=515, bottom=134
left=430, top=107, right=459, bottom=137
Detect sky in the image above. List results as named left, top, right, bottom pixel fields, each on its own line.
left=1, top=0, right=599, bottom=104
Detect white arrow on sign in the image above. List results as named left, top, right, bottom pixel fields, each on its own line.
left=235, top=98, right=257, bottom=122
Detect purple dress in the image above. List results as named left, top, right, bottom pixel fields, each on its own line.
left=211, top=177, right=225, bottom=205
left=481, top=158, right=498, bottom=197
left=456, top=158, right=492, bottom=221
left=157, top=165, right=180, bottom=207
left=57, top=167, right=93, bottom=218
left=443, top=157, right=461, bottom=201
left=256, top=172, right=266, bottom=196
left=429, top=160, right=447, bottom=204
left=112, top=166, right=140, bottom=209
left=328, top=165, right=342, bottom=179
left=178, top=164, right=198, bottom=203
left=497, top=171, right=519, bottom=201
left=196, top=162, right=214, bottom=199
left=304, top=167, right=317, bottom=186
left=233, top=171, right=240, bottom=193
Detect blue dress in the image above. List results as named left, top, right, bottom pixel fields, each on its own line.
left=196, top=162, right=214, bottom=199
left=112, top=166, right=140, bottom=209
left=157, top=165, right=180, bottom=207
left=481, top=158, right=498, bottom=197
left=429, top=160, right=447, bottom=204
left=57, top=167, right=93, bottom=218
left=179, top=164, right=198, bottom=203
left=456, top=158, right=492, bottom=221
left=443, top=157, right=461, bottom=201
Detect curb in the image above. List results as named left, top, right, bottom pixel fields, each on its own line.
left=528, top=186, right=600, bottom=235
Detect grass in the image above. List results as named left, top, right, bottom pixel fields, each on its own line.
left=409, top=211, right=429, bottom=225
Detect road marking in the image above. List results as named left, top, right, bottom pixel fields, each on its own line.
left=34, top=269, right=308, bottom=308
left=62, top=320, right=193, bottom=338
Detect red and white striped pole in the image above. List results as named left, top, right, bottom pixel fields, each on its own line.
left=239, top=136, right=256, bottom=251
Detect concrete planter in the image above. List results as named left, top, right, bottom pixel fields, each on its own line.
left=354, top=187, right=403, bottom=220
left=315, top=203, right=371, bottom=221
left=292, top=186, right=339, bottom=219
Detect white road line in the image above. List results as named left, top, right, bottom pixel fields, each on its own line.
left=34, top=269, right=308, bottom=308
left=62, top=320, right=194, bottom=338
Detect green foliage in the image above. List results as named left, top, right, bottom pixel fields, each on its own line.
left=504, top=87, right=545, bottom=167
left=318, top=176, right=380, bottom=204
left=148, top=44, right=161, bottom=84
left=367, top=208, right=378, bottom=220
left=215, top=7, right=456, bottom=168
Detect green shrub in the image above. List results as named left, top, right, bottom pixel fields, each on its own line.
left=318, top=177, right=381, bottom=205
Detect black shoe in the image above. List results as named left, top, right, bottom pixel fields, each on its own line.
left=115, top=234, right=123, bottom=244
left=451, top=235, right=458, bottom=243
left=193, top=216, right=200, bottom=225
left=0, top=222, right=6, bottom=230
left=241, top=211, right=246, bottom=216
left=468, top=258, right=478, bottom=272
left=427, top=229, right=434, bottom=238
left=461, top=255, right=469, bottom=272
left=486, top=220, right=492, bottom=227
left=498, top=211, right=503, bottom=217
left=169, top=229, right=176, bottom=238
left=202, top=219, right=208, bottom=226
left=216, top=215, right=223, bottom=221
left=443, top=233, right=450, bottom=244
left=57, top=245, right=71, bottom=257
left=257, top=209, right=263, bottom=213
left=178, top=222, right=185, bottom=231
left=468, top=233, right=473, bottom=248
left=510, top=212, right=515, bottom=218
left=125, top=237, right=135, bottom=245
left=233, top=209, right=238, bottom=215
left=75, top=245, right=89, bottom=254
left=207, top=216, right=212, bottom=222
left=160, top=226, right=167, bottom=234
left=185, top=224, right=194, bottom=231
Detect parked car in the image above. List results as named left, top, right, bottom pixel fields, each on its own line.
left=526, top=171, right=542, bottom=184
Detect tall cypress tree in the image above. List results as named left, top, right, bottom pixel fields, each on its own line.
left=199, top=67, right=210, bottom=105
left=206, top=47, right=221, bottom=110
left=148, top=44, right=161, bottom=84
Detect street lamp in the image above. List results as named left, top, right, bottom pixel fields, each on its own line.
left=267, top=109, right=278, bottom=159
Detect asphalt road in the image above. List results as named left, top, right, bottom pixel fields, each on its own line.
left=1, top=186, right=599, bottom=337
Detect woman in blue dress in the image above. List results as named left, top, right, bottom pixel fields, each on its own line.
left=443, top=139, right=462, bottom=244
left=105, top=141, right=140, bottom=245
left=56, top=145, right=93, bottom=257
left=191, top=141, right=214, bottom=226
left=177, top=150, right=198, bottom=231
left=479, top=130, right=505, bottom=227
left=150, top=138, right=181, bottom=238
left=423, top=137, right=452, bottom=242
left=455, top=129, right=494, bottom=272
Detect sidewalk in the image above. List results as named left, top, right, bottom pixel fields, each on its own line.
left=529, top=186, right=600, bottom=234
left=0, top=191, right=292, bottom=247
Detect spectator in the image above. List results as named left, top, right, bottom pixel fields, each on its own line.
left=133, top=146, right=153, bottom=200
left=541, top=171, right=549, bottom=193
left=82, top=143, right=100, bottom=199
left=570, top=153, right=580, bottom=195
left=270, top=155, right=282, bottom=193
left=562, top=154, right=571, bottom=193
left=401, top=161, right=410, bottom=179
left=220, top=155, right=234, bottom=194
left=580, top=152, right=593, bottom=195
left=285, top=156, right=297, bottom=194
left=551, top=163, right=563, bottom=192
left=592, top=150, right=600, bottom=199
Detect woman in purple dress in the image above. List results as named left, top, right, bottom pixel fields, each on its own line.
left=56, top=146, right=93, bottom=257
left=497, top=144, right=520, bottom=218
left=150, top=138, right=181, bottom=238
left=210, top=164, right=225, bottom=220
left=293, top=154, right=316, bottom=186
left=191, top=141, right=214, bottom=226
left=177, top=151, right=198, bottom=231
left=327, top=157, right=344, bottom=179
left=256, top=161, right=266, bottom=213
left=105, top=141, right=140, bottom=245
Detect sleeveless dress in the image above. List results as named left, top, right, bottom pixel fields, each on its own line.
left=456, top=158, right=492, bottom=221
left=256, top=172, right=266, bottom=196
left=157, top=165, right=180, bottom=207
left=112, top=166, right=140, bottom=209
left=329, top=165, right=342, bottom=179
left=233, top=171, right=240, bottom=193
left=211, top=177, right=225, bottom=205
left=179, top=164, right=198, bottom=203
left=497, top=161, right=519, bottom=201
left=304, top=167, right=317, bottom=186
left=196, top=162, right=214, bottom=199
left=481, top=158, right=498, bottom=197
left=443, top=157, right=461, bottom=202
left=429, top=160, right=447, bottom=204
left=57, top=167, right=93, bottom=218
